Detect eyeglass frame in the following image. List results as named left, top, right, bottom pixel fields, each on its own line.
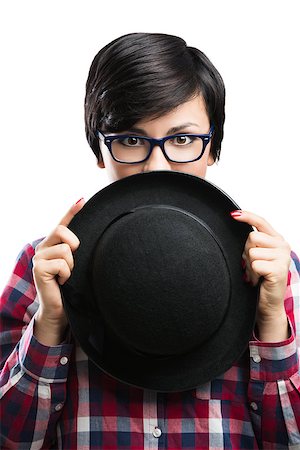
left=97, top=125, right=215, bottom=164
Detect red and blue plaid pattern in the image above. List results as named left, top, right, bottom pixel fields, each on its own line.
left=1, top=241, right=300, bottom=449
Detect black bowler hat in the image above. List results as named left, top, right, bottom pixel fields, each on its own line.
left=61, top=171, right=258, bottom=392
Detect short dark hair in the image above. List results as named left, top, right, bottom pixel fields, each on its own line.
left=85, top=33, right=225, bottom=162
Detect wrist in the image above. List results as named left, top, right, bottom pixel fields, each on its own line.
left=256, top=309, right=289, bottom=343
left=34, top=310, right=69, bottom=346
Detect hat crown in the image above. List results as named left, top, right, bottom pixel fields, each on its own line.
left=92, top=206, right=231, bottom=358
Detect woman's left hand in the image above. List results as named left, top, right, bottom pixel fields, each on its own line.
left=231, top=210, right=291, bottom=342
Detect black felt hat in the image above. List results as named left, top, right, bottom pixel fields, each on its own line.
left=61, top=171, right=258, bottom=392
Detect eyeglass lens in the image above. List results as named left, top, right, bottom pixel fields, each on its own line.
left=111, top=136, right=205, bottom=163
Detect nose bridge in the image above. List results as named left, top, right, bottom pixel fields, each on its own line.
left=144, top=138, right=170, bottom=171
left=151, top=137, right=164, bottom=152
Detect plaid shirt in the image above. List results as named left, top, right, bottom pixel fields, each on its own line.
left=0, top=240, right=300, bottom=450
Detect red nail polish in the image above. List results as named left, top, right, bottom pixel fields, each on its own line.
left=230, top=210, right=242, bottom=217
left=241, top=259, right=246, bottom=270
left=75, top=197, right=84, bottom=205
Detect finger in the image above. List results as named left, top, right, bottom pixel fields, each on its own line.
left=59, top=198, right=85, bottom=227
left=37, top=224, right=80, bottom=251
left=248, top=247, right=291, bottom=268
left=247, top=247, right=280, bottom=264
left=33, top=258, right=71, bottom=285
left=244, top=233, right=291, bottom=265
left=250, top=259, right=288, bottom=281
left=244, top=232, right=285, bottom=254
left=33, top=243, right=75, bottom=271
left=230, top=210, right=281, bottom=237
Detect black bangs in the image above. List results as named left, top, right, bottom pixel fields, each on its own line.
left=85, top=33, right=225, bottom=162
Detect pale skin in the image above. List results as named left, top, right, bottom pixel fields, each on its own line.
left=33, top=95, right=291, bottom=346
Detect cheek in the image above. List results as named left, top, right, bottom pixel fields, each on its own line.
left=172, top=157, right=210, bottom=178
left=110, top=163, right=145, bottom=182
left=99, top=147, right=141, bottom=181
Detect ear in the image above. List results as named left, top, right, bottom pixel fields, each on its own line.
left=97, top=144, right=105, bottom=168
left=97, top=150, right=105, bottom=168
left=98, top=159, right=105, bottom=169
left=207, top=153, right=215, bottom=166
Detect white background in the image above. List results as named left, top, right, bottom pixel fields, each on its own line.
left=0, top=0, right=299, bottom=290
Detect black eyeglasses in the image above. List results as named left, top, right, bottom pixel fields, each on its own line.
left=98, top=125, right=214, bottom=164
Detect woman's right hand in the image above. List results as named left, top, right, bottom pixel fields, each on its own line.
left=32, top=198, right=85, bottom=345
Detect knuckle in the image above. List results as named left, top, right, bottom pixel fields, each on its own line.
left=58, top=258, right=68, bottom=271
left=248, top=247, right=257, bottom=260
left=32, top=253, right=41, bottom=269
left=250, top=260, right=258, bottom=272
left=34, top=242, right=41, bottom=253
left=32, top=258, right=44, bottom=278
left=59, top=264, right=71, bottom=283
left=34, top=239, right=46, bottom=254
left=248, top=231, right=256, bottom=244
left=59, top=243, right=71, bottom=257
left=55, top=224, right=67, bottom=237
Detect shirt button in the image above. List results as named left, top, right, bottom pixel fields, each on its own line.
left=152, top=427, right=162, bottom=438
left=250, top=402, right=258, bottom=411
left=252, top=354, right=261, bottom=363
left=55, top=403, right=63, bottom=411
left=60, top=356, right=68, bottom=365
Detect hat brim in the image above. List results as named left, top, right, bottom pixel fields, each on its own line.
left=61, top=171, right=258, bottom=392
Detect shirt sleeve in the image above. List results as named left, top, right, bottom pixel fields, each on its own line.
left=248, top=252, right=300, bottom=449
left=0, top=241, right=73, bottom=449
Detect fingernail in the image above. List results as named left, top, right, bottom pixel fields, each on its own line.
left=230, top=210, right=242, bottom=217
left=241, top=259, right=246, bottom=270
left=75, top=197, right=84, bottom=205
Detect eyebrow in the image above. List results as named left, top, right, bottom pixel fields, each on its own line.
left=125, top=122, right=201, bottom=136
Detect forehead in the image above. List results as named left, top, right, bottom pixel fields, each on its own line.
left=131, top=95, right=210, bottom=133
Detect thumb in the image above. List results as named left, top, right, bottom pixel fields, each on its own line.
left=59, top=197, right=85, bottom=227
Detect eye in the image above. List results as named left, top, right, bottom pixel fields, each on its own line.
left=171, top=135, right=194, bottom=146
left=119, top=136, right=145, bottom=147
